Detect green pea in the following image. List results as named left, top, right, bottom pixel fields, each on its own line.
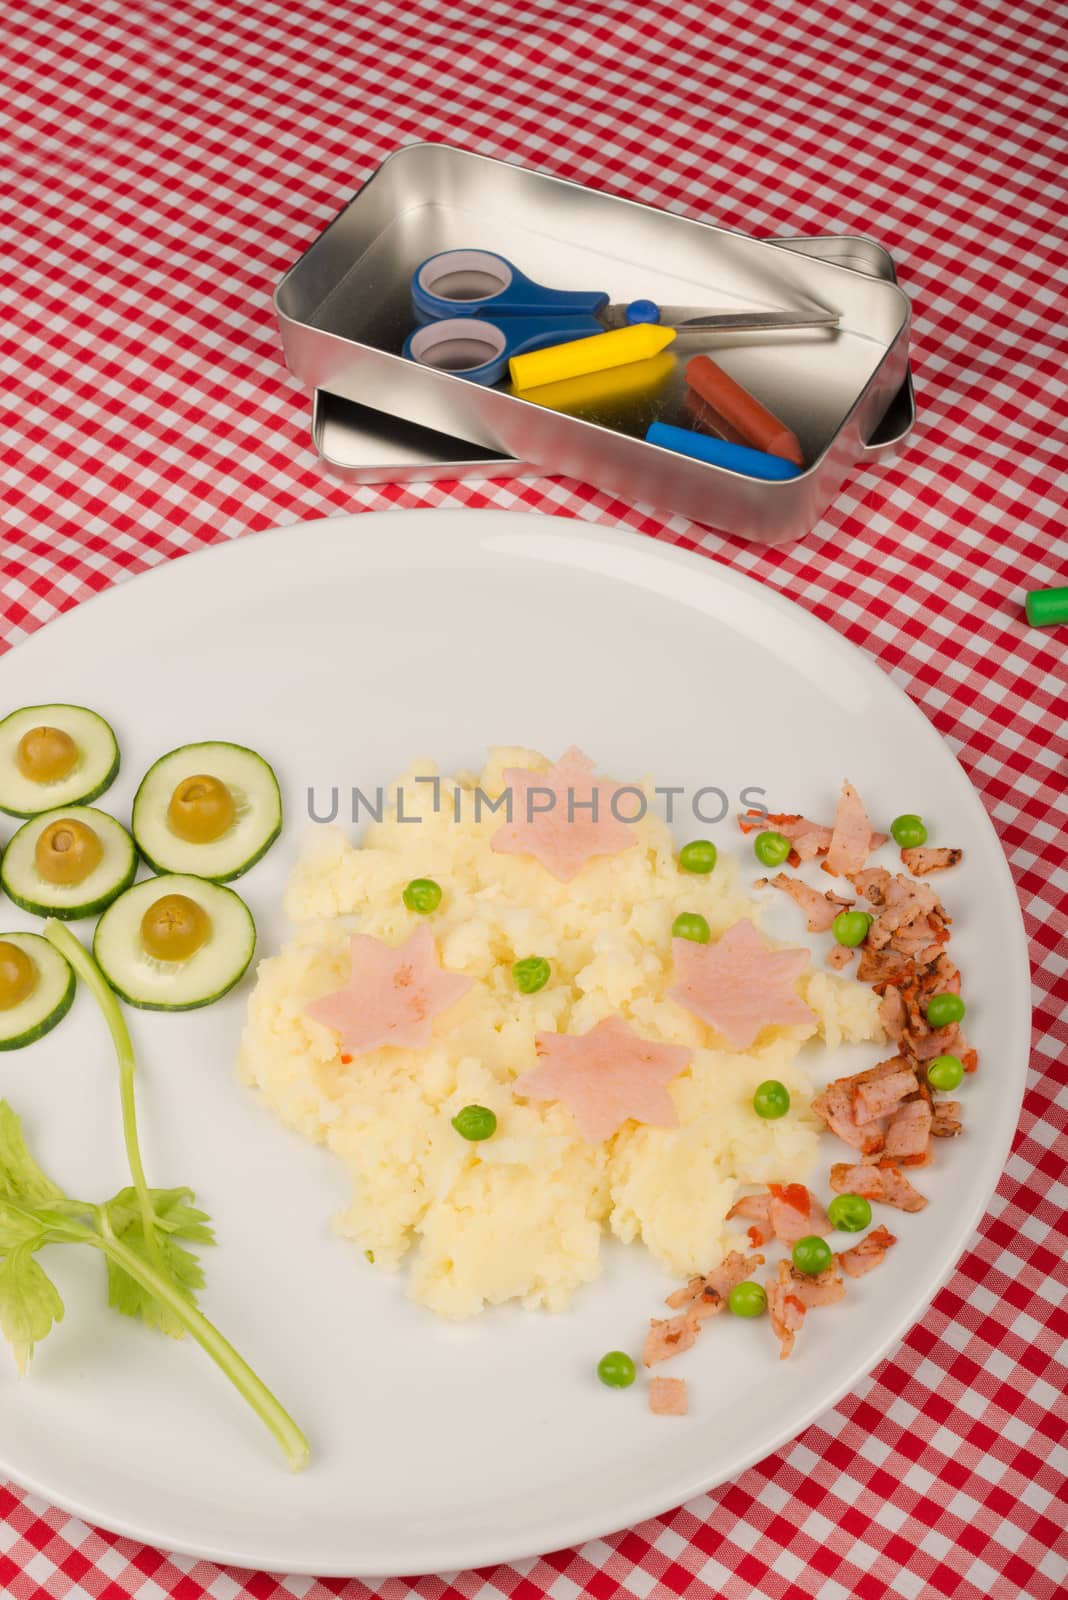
left=672, top=911, right=711, bottom=943
left=679, top=839, right=717, bottom=874
left=728, top=1281, right=767, bottom=1318
left=925, top=992, right=965, bottom=1028
left=754, top=830, right=791, bottom=867
left=451, top=1104, right=497, bottom=1141
left=596, top=1350, right=636, bottom=1388
left=753, top=1079, right=790, bottom=1119
left=927, top=1053, right=964, bottom=1091
left=832, top=910, right=872, bottom=948
left=403, top=877, right=442, bottom=914
left=827, top=1194, right=872, bottom=1232
left=792, top=1235, right=833, bottom=1276
left=364, top=1249, right=375, bottom=1264
left=513, top=955, right=551, bottom=994
left=891, top=813, right=928, bottom=848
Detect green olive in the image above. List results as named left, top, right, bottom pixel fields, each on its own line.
left=166, top=774, right=236, bottom=843
left=0, top=941, right=37, bottom=1010
left=15, top=725, right=79, bottom=785
left=34, top=817, right=104, bottom=885
left=140, top=893, right=212, bottom=961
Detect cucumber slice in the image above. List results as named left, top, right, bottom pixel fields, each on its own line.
left=132, top=741, right=282, bottom=883
left=93, top=873, right=256, bottom=1010
left=0, top=806, right=137, bottom=919
left=0, top=932, right=75, bottom=1049
left=0, top=703, right=119, bottom=817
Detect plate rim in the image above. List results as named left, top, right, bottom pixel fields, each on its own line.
left=0, top=508, right=1032, bottom=1576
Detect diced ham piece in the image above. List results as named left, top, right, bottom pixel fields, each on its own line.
left=767, top=1278, right=806, bottom=1359
left=726, top=1189, right=830, bottom=1245
left=723, top=1194, right=771, bottom=1246
left=777, top=1257, right=845, bottom=1308
left=884, top=1097, right=934, bottom=1162
left=838, top=1225, right=898, bottom=1278
left=665, top=1250, right=765, bottom=1315
left=827, top=943, right=856, bottom=971
left=824, top=781, right=882, bottom=878
left=931, top=1100, right=963, bottom=1137
left=764, top=873, right=853, bottom=932
left=830, top=1161, right=927, bottom=1212
left=769, top=1183, right=832, bottom=1242
left=643, top=1308, right=701, bottom=1367
left=901, top=846, right=963, bottom=876
left=649, top=1376, right=688, bottom=1416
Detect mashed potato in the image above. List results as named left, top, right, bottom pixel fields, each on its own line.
left=237, top=750, right=882, bottom=1318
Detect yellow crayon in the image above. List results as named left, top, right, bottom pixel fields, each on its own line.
left=512, top=351, right=676, bottom=415
left=509, top=322, right=677, bottom=391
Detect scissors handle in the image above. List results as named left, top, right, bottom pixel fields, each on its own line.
left=403, top=313, right=602, bottom=386
left=412, top=249, right=608, bottom=321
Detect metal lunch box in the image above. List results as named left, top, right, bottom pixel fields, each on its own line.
left=276, top=145, right=913, bottom=542
left=309, top=235, right=914, bottom=488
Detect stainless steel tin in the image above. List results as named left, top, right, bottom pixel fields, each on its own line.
left=277, top=144, right=912, bottom=542
left=311, top=389, right=536, bottom=483
left=311, top=234, right=914, bottom=485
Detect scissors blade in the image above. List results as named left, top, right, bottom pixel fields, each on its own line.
left=602, top=305, right=840, bottom=332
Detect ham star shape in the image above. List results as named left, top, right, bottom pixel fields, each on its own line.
left=515, top=1016, right=691, bottom=1143
left=305, top=924, right=472, bottom=1055
left=490, top=746, right=638, bottom=882
left=669, top=918, right=814, bottom=1049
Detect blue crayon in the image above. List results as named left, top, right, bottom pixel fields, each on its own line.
left=645, top=422, right=803, bottom=480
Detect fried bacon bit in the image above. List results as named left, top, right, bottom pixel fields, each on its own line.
left=810, top=1058, right=919, bottom=1154
left=811, top=1081, right=885, bottom=1155
left=830, top=1160, right=927, bottom=1212
left=777, top=1256, right=845, bottom=1309
left=931, top=1100, right=963, bottom=1138
left=649, top=1376, right=688, bottom=1416
left=838, top=1225, right=897, bottom=1278
left=766, top=1279, right=807, bottom=1359
left=857, top=945, right=910, bottom=984
left=852, top=1060, right=920, bottom=1124
left=763, top=873, right=853, bottom=932
left=643, top=1307, right=701, bottom=1366
left=737, top=810, right=834, bottom=864
left=824, top=780, right=882, bottom=878
left=664, top=1250, right=765, bottom=1316
left=884, top=1097, right=934, bottom=1164
left=848, top=867, right=892, bottom=904
left=868, top=940, right=978, bottom=1077
left=901, top=846, right=963, bottom=876
left=827, top=943, right=855, bottom=971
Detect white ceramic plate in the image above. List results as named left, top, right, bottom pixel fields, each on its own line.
left=0, top=511, right=1029, bottom=1576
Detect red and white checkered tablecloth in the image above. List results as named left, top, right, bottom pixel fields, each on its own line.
left=2, top=0, right=1066, bottom=1594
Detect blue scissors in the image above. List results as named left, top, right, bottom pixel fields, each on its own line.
left=402, top=248, right=839, bottom=386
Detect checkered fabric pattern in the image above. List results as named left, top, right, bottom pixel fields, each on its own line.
left=2, top=0, right=1066, bottom=1595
